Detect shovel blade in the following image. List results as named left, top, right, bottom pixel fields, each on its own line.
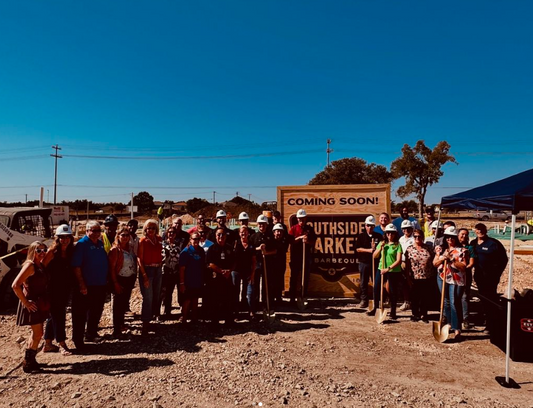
left=375, top=308, right=387, bottom=324
left=433, top=322, right=451, bottom=343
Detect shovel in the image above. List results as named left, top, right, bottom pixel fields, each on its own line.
left=297, top=241, right=307, bottom=310
left=262, top=253, right=276, bottom=323
left=433, top=261, right=451, bottom=342
left=368, top=238, right=376, bottom=311
left=375, top=245, right=387, bottom=324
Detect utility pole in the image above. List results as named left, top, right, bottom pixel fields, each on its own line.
left=213, top=191, right=216, bottom=204
left=236, top=191, right=239, bottom=197
left=51, top=145, right=62, bottom=204
left=47, top=189, right=50, bottom=203
left=131, top=192, right=134, bottom=219
left=248, top=194, right=251, bottom=202
left=326, top=139, right=333, bottom=168
left=25, top=194, right=28, bottom=204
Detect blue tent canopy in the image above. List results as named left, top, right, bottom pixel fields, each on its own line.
left=440, top=168, right=533, bottom=213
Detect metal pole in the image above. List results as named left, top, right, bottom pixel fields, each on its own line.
left=326, top=139, right=333, bottom=168
left=131, top=192, right=134, bottom=219
left=86, top=200, right=89, bottom=221
left=505, top=214, right=516, bottom=383
left=50, top=145, right=62, bottom=205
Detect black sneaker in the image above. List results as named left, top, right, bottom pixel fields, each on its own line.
left=366, top=309, right=376, bottom=316
left=358, top=300, right=369, bottom=308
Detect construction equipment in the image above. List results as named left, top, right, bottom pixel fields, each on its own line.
left=0, top=207, right=53, bottom=310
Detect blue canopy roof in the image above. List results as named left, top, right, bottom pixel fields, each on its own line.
left=440, top=168, right=533, bottom=213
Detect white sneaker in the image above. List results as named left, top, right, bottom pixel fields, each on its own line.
left=399, top=301, right=411, bottom=311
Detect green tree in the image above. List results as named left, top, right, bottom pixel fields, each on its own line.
left=309, top=157, right=393, bottom=185
left=391, top=140, right=457, bottom=217
left=186, top=197, right=211, bottom=214
left=133, top=191, right=155, bottom=214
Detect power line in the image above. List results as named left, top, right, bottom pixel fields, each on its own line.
left=62, top=149, right=321, bottom=160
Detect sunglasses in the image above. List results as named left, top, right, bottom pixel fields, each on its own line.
left=90, top=229, right=102, bottom=233
left=36, top=248, right=47, bottom=254
left=120, top=234, right=130, bottom=237
left=216, top=233, right=224, bottom=237
left=58, top=236, right=71, bottom=240
left=191, top=237, right=200, bottom=241
left=146, top=227, right=156, bottom=231
left=413, top=235, right=422, bottom=239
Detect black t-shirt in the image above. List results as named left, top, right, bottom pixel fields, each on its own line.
left=206, top=243, right=235, bottom=271
left=234, top=240, right=256, bottom=277
left=208, top=226, right=238, bottom=248
left=356, top=232, right=383, bottom=264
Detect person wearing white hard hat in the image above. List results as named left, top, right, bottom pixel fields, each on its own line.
left=424, top=220, right=444, bottom=249
left=41, top=225, right=75, bottom=355
left=355, top=216, right=382, bottom=309
left=393, top=206, right=420, bottom=237
left=372, top=224, right=403, bottom=319
left=249, top=214, right=274, bottom=308
left=208, top=210, right=238, bottom=247
left=272, top=211, right=288, bottom=235
left=433, top=226, right=469, bottom=339
left=288, top=209, right=316, bottom=305
left=238, top=212, right=255, bottom=237
left=398, top=219, right=415, bottom=312
left=262, top=223, right=290, bottom=307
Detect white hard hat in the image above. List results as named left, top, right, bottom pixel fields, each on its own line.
left=384, top=223, right=397, bottom=233
left=365, top=216, right=376, bottom=226
left=401, top=220, right=413, bottom=229
left=430, top=220, right=443, bottom=229
left=257, top=214, right=269, bottom=224
left=273, top=223, right=284, bottom=231
left=216, top=210, right=227, bottom=218
left=296, top=209, right=307, bottom=218
left=55, top=224, right=73, bottom=236
left=238, top=212, right=249, bottom=220
left=444, top=226, right=458, bottom=236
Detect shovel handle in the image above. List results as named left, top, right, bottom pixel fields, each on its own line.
left=262, top=253, right=271, bottom=314
left=438, top=261, right=448, bottom=326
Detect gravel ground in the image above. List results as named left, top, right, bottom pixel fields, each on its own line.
left=1, top=229, right=532, bottom=407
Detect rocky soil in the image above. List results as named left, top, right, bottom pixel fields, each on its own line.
left=1, top=224, right=532, bottom=407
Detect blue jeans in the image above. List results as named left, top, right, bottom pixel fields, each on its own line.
left=232, top=271, right=254, bottom=313
left=139, top=266, right=162, bottom=322
left=437, top=276, right=464, bottom=331
left=373, top=268, right=382, bottom=309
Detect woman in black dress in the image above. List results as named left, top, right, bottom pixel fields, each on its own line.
left=42, top=224, right=75, bottom=355
left=12, top=241, right=50, bottom=373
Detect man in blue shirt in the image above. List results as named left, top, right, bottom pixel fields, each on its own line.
left=71, top=220, right=109, bottom=351
left=392, top=206, right=420, bottom=237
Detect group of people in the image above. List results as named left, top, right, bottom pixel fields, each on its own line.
left=357, top=206, right=508, bottom=340
left=11, top=209, right=317, bottom=373
left=11, top=205, right=508, bottom=373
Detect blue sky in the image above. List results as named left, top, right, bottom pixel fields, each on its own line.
left=1, top=1, right=532, bottom=207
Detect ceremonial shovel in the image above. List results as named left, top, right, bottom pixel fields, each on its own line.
left=262, top=253, right=276, bottom=323
left=433, top=260, right=451, bottom=342
left=297, top=241, right=307, bottom=310
left=375, top=245, right=388, bottom=324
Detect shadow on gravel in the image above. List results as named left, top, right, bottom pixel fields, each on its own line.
left=42, top=357, right=174, bottom=376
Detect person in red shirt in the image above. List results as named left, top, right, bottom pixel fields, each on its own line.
left=288, top=209, right=316, bottom=305
left=138, top=219, right=162, bottom=335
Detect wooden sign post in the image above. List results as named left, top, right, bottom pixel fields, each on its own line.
left=277, top=184, right=390, bottom=298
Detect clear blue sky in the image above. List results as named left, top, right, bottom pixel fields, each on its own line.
left=1, top=1, right=532, bottom=208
